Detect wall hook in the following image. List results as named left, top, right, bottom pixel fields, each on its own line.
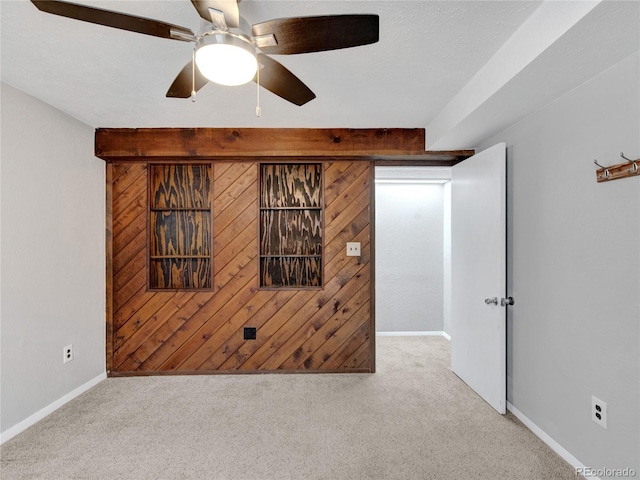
left=594, top=153, right=639, bottom=183
left=620, top=152, right=638, bottom=174
left=594, top=160, right=610, bottom=179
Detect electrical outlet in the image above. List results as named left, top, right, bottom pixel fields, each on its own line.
left=592, top=396, right=607, bottom=429
left=346, top=242, right=361, bottom=256
left=63, top=345, right=73, bottom=364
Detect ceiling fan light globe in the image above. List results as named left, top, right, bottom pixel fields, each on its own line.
left=195, top=34, right=257, bottom=86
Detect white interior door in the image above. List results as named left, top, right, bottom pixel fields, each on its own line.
left=451, top=143, right=507, bottom=414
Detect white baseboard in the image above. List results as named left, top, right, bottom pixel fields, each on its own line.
left=377, top=331, right=450, bottom=340
left=1, top=372, right=106, bottom=445
left=507, top=401, right=596, bottom=479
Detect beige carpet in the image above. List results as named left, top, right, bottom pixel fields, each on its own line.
left=1, top=336, right=576, bottom=479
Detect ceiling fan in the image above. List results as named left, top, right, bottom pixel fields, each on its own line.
left=31, top=0, right=380, bottom=106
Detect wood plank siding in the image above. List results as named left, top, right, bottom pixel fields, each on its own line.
left=109, top=161, right=373, bottom=375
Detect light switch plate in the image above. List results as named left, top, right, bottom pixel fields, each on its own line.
left=346, top=242, right=361, bottom=256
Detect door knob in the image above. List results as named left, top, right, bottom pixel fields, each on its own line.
left=501, top=297, right=515, bottom=306
left=484, top=297, right=498, bottom=305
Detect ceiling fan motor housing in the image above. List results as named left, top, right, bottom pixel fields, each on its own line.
left=195, top=32, right=258, bottom=86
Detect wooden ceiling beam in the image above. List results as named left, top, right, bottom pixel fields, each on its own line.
left=95, top=128, right=473, bottom=165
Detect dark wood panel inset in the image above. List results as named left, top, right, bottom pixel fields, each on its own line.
left=260, top=163, right=323, bottom=288
left=150, top=258, right=212, bottom=290
left=260, top=256, right=322, bottom=288
left=260, top=164, right=322, bottom=208
left=260, top=209, right=322, bottom=255
left=151, top=164, right=211, bottom=209
left=149, top=164, right=212, bottom=290
left=151, top=211, right=211, bottom=257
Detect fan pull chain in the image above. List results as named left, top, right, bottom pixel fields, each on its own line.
left=190, top=48, right=196, bottom=102
left=256, top=63, right=261, bottom=117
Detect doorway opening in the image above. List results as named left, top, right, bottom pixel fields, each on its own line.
left=374, top=166, right=452, bottom=345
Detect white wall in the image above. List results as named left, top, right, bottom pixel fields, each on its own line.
left=375, top=169, right=446, bottom=333
left=1, top=83, right=106, bottom=437
left=478, top=52, right=639, bottom=473
left=442, top=182, right=451, bottom=336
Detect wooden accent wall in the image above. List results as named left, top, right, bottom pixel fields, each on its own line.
left=108, top=160, right=373, bottom=375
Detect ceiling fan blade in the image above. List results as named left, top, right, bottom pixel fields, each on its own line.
left=191, top=0, right=239, bottom=28
left=254, top=54, right=315, bottom=106
left=166, top=61, right=209, bottom=98
left=252, top=15, right=379, bottom=55
left=31, top=0, right=195, bottom=42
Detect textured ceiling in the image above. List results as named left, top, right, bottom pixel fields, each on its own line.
left=2, top=0, right=638, bottom=150
left=1, top=0, right=541, bottom=129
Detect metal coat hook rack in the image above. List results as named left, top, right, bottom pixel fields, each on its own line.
left=593, top=152, right=640, bottom=183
